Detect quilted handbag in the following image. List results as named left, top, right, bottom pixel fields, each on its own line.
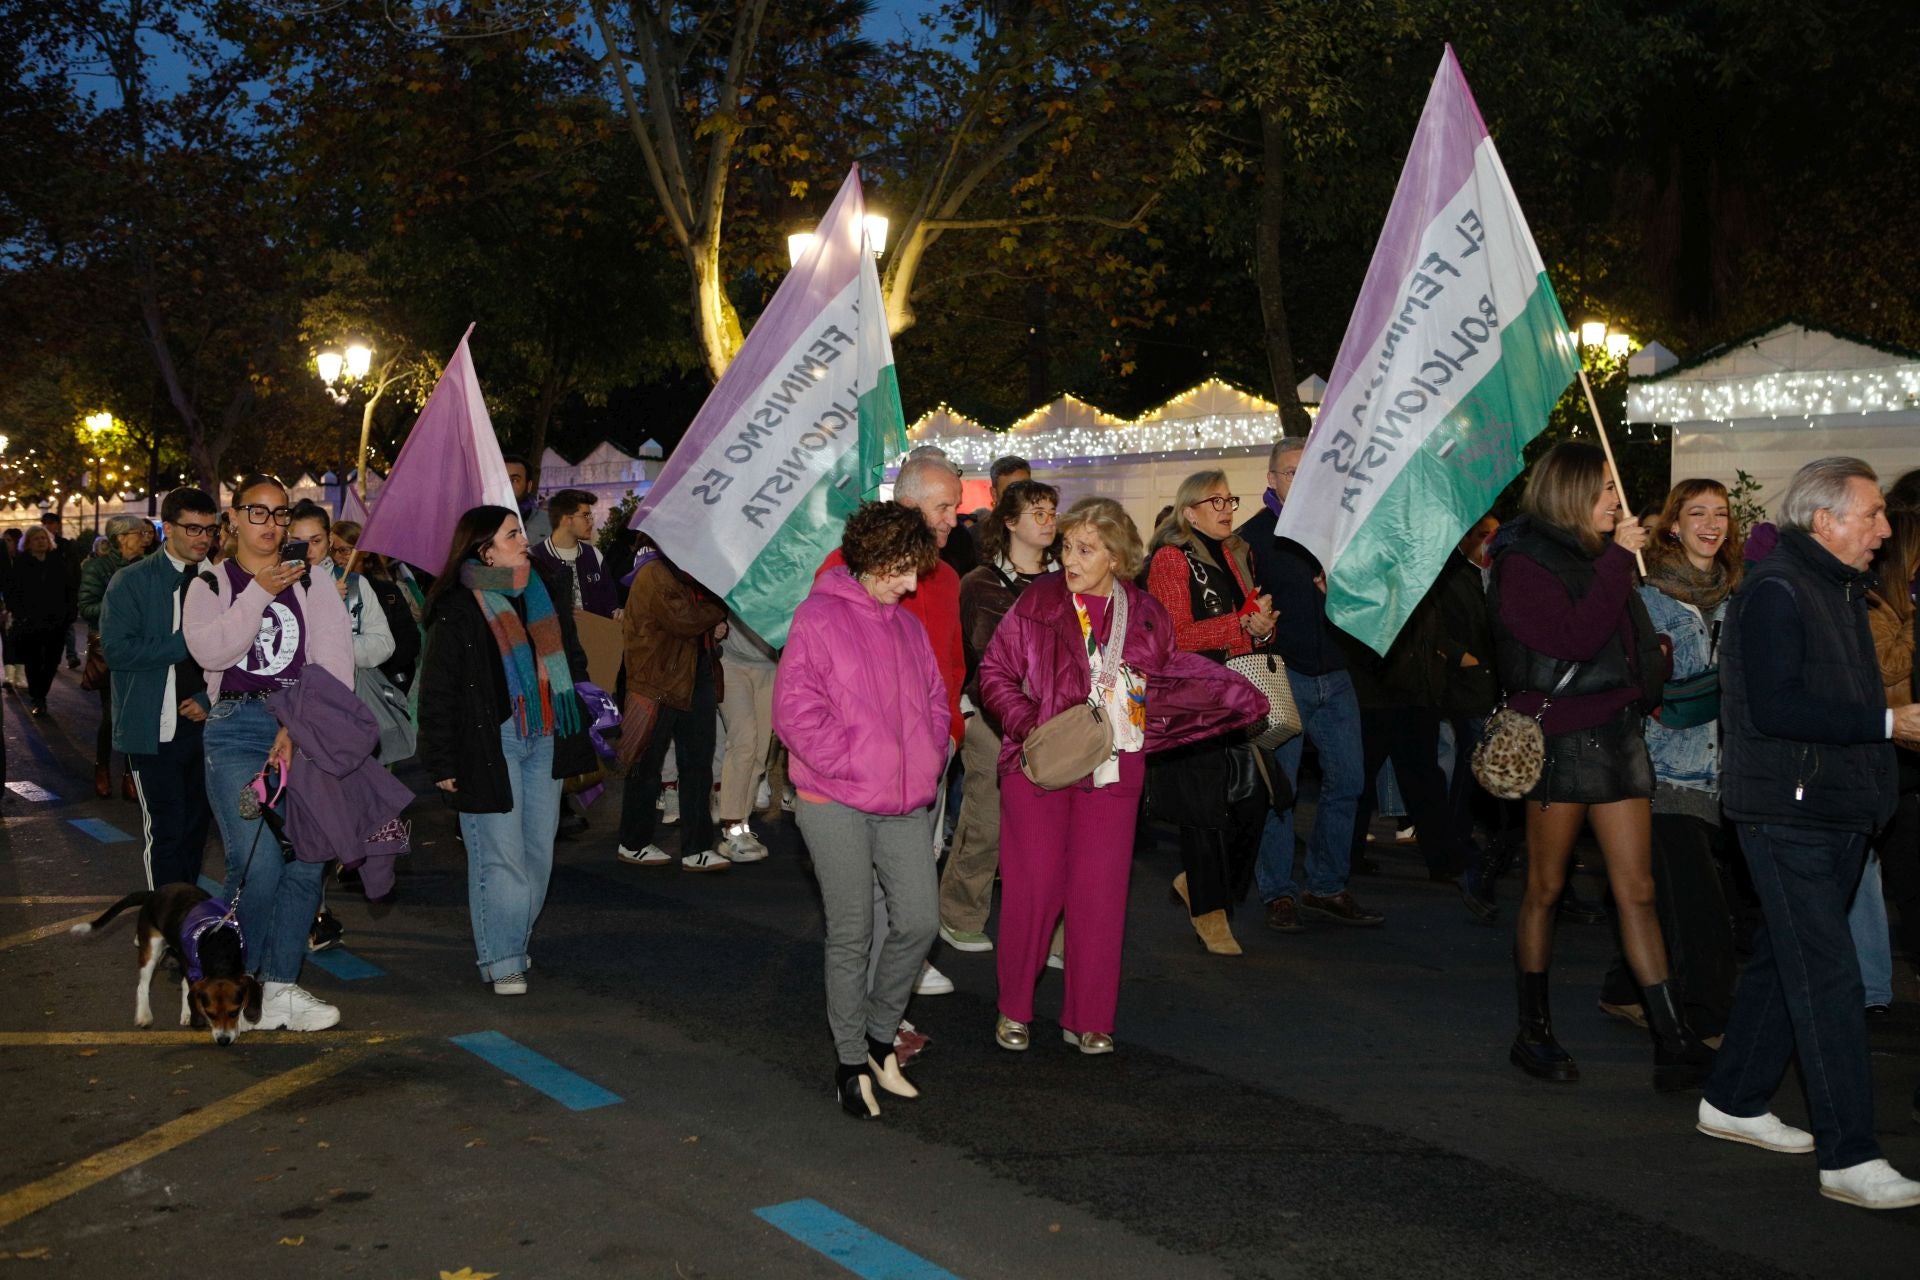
left=1226, top=651, right=1302, bottom=750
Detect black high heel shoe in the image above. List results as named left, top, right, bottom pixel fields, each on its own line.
left=866, top=1035, right=919, bottom=1100
left=835, top=1062, right=880, bottom=1118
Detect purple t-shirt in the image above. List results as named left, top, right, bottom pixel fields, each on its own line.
left=220, top=560, right=308, bottom=692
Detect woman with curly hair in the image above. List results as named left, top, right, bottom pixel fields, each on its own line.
left=775, top=502, right=951, bottom=1119
left=981, top=498, right=1268, bottom=1055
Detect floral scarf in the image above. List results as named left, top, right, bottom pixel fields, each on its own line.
left=461, top=560, right=582, bottom=739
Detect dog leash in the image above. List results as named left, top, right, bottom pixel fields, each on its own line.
left=225, top=758, right=291, bottom=919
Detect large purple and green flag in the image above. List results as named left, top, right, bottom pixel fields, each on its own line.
left=631, top=165, right=905, bottom=645
left=1275, top=46, right=1579, bottom=654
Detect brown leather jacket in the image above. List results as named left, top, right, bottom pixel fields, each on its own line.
left=623, top=556, right=726, bottom=709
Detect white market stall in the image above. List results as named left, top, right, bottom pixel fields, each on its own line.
left=534, top=440, right=659, bottom=530
left=1626, top=320, right=1920, bottom=512
left=902, top=377, right=1315, bottom=535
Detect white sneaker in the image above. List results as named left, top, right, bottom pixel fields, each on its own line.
left=492, top=972, right=528, bottom=996
left=719, top=824, right=768, bottom=863
left=1819, top=1158, right=1920, bottom=1209
left=657, top=784, right=680, bottom=825
left=1696, top=1099, right=1815, bottom=1154
left=253, top=982, right=340, bottom=1031
left=681, top=849, right=731, bottom=873
left=755, top=778, right=772, bottom=810
left=914, top=962, right=954, bottom=996
left=617, top=843, right=672, bottom=867
left=1046, top=951, right=1065, bottom=971
left=781, top=785, right=796, bottom=813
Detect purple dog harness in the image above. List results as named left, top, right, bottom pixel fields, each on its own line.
left=179, top=898, right=246, bottom=982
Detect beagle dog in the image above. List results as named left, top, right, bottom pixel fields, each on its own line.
left=71, top=883, right=262, bottom=1045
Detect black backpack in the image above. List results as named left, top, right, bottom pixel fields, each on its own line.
left=366, top=575, right=422, bottom=691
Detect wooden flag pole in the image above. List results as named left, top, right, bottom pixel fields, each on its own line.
left=1577, top=367, right=1646, bottom=576
left=343, top=549, right=363, bottom=577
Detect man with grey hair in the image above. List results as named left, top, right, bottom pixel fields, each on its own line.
left=1705, top=456, right=1920, bottom=1208
left=1235, top=436, right=1382, bottom=932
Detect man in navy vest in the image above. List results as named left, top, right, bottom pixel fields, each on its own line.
left=1706, top=456, right=1920, bottom=1209
left=101, top=488, right=219, bottom=889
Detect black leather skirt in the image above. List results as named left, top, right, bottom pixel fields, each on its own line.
left=1529, top=707, right=1654, bottom=805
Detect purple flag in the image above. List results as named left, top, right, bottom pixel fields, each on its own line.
left=355, top=324, right=516, bottom=572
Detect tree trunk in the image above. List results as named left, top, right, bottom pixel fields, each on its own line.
left=527, top=356, right=573, bottom=488
left=1257, top=107, right=1313, bottom=436
left=689, top=238, right=743, bottom=382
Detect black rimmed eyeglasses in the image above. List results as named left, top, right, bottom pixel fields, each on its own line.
left=238, top=504, right=293, bottom=526
left=1192, top=495, right=1242, bottom=513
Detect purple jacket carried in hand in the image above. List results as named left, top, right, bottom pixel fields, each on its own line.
left=979, top=573, right=1269, bottom=779
left=266, top=665, right=414, bottom=899
left=772, top=567, right=950, bottom=816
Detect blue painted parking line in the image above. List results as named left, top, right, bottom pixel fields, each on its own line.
left=67, top=818, right=135, bottom=844
left=450, top=1031, right=622, bottom=1111
left=196, top=875, right=224, bottom=897
left=306, top=948, right=384, bottom=980
left=754, top=1199, right=961, bottom=1280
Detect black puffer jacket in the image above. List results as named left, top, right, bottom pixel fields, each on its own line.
left=417, top=563, right=596, bottom=814
left=1722, top=527, right=1897, bottom=833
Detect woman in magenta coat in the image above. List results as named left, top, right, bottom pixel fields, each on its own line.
left=774, top=502, right=950, bottom=1120
left=979, top=497, right=1268, bottom=1055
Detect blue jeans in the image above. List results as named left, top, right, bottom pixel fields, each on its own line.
left=1847, top=852, right=1893, bottom=1007
left=205, top=697, right=323, bottom=984
left=459, top=722, right=561, bottom=981
left=1255, top=669, right=1364, bottom=902
left=1706, top=823, right=1879, bottom=1170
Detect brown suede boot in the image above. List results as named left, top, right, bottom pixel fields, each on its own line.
left=1191, top=909, right=1243, bottom=956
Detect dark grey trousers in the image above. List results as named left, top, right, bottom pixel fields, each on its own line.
left=796, top=798, right=937, bottom=1066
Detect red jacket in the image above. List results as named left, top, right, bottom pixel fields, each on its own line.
left=818, top=548, right=965, bottom=743
left=977, top=573, right=1269, bottom=779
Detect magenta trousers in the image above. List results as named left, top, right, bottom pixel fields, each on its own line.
left=995, top=751, right=1145, bottom=1035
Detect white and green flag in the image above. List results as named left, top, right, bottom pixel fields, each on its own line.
left=631, top=165, right=905, bottom=644
left=1276, top=46, right=1580, bottom=654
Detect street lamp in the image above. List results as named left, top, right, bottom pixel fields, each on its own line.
left=83, top=411, right=112, bottom=534
left=786, top=213, right=890, bottom=267
left=314, top=341, right=375, bottom=405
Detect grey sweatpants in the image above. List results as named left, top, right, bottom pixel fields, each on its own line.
left=796, top=797, right=938, bottom=1066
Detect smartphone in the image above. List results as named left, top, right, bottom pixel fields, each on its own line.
left=281, top=538, right=309, bottom=566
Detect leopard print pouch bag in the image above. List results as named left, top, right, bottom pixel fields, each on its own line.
left=1471, top=663, right=1579, bottom=801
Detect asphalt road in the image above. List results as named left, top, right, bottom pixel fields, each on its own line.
left=2, top=660, right=1917, bottom=1278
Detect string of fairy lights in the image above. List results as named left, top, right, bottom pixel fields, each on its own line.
left=906, top=380, right=1299, bottom=470
left=1626, top=365, right=1920, bottom=426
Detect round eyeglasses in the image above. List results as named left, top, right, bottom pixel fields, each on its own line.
left=1191, top=495, right=1242, bottom=513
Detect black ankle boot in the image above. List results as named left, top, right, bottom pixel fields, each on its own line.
left=1511, top=967, right=1580, bottom=1082
left=835, top=1062, right=880, bottom=1118
left=1641, top=979, right=1715, bottom=1093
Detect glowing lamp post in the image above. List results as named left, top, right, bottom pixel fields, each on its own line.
left=787, top=213, right=890, bottom=267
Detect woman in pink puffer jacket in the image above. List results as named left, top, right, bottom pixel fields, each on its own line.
left=774, top=503, right=950, bottom=1122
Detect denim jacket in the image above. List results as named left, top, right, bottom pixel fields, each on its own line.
left=1639, top=583, right=1725, bottom=794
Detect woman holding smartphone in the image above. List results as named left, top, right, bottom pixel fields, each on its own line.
left=184, top=474, right=355, bottom=1032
